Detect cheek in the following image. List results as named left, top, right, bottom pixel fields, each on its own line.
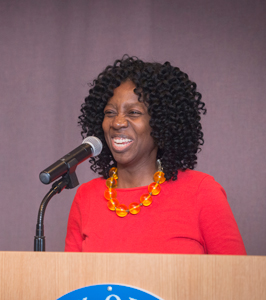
left=102, top=119, right=109, bottom=135
left=137, top=123, right=154, bottom=145
left=142, top=122, right=152, bottom=137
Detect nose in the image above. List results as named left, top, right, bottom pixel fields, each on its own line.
left=111, top=113, right=128, bottom=129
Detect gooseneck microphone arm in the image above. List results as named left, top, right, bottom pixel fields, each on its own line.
left=34, top=136, right=103, bottom=252
left=34, top=177, right=68, bottom=251
left=34, top=159, right=79, bottom=251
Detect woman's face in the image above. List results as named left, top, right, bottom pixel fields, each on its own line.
left=102, top=80, right=158, bottom=168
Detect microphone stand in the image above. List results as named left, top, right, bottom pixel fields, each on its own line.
left=34, top=158, right=79, bottom=251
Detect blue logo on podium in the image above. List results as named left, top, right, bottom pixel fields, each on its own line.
left=57, top=284, right=163, bottom=300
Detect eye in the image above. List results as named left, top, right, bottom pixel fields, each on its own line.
left=104, top=110, right=116, bottom=116
left=128, top=110, right=142, bottom=115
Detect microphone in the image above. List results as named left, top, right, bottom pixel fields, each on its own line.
left=39, top=136, right=102, bottom=184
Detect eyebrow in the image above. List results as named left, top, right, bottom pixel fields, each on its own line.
left=104, top=101, right=145, bottom=108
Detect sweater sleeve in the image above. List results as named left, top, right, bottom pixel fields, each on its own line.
left=198, top=176, right=246, bottom=255
left=64, top=187, right=84, bottom=252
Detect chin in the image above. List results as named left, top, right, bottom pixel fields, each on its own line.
left=112, top=154, right=134, bottom=167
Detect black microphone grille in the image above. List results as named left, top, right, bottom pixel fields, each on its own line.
left=82, top=136, right=103, bottom=156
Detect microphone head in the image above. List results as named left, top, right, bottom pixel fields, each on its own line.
left=82, top=136, right=103, bottom=156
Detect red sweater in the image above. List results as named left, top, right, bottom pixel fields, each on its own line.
left=65, top=170, right=246, bottom=254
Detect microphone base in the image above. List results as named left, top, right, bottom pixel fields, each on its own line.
left=34, top=236, right=45, bottom=251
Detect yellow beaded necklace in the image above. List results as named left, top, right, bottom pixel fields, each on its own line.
left=104, top=160, right=166, bottom=217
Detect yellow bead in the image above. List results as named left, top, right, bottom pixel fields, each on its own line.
left=109, top=167, right=118, bottom=179
left=104, top=188, right=117, bottom=200
left=129, top=202, right=141, bottom=214
left=116, top=204, right=128, bottom=217
left=140, top=193, right=152, bottom=206
left=107, top=199, right=119, bottom=211
left=106, top=177, right=118, bottom=188
left=148, top=182, right=161, bottom=195
left=153, top=171, right=166, bottom=184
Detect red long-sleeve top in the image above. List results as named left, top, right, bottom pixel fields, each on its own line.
left=65, top=170, right=246, bottom=254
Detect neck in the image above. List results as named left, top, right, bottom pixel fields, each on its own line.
left=116, top=160, right=157, bottom=189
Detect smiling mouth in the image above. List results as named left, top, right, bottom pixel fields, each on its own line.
left=111, top=137, right=133, bottom=151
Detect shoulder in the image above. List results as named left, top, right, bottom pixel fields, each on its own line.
left=177, top=170, right=227, bottom=204
left=74, top=177, right=106, bottom=198
left=79, top=177, right=106, bottom=189
left=177, top=169, right=212, bottom=182
left=175, top=169, right=220, bottom=189
left=165, top=169, right=226, bottom=199
left=70, top=177, right=106, bottom=211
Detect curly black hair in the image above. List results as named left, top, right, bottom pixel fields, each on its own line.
left=79, top=55, right=206, bottom=181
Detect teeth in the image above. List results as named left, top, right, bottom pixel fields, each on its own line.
left=113, top=138, right=132, bottom=144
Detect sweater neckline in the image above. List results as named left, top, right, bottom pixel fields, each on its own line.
left=115, top=185, right=150, bottom=192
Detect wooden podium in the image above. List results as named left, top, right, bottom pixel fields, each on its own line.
left=0, top=251, right=265, bottom=299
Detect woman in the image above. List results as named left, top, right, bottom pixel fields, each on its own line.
left=65, top=56, right=246, bottom=254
